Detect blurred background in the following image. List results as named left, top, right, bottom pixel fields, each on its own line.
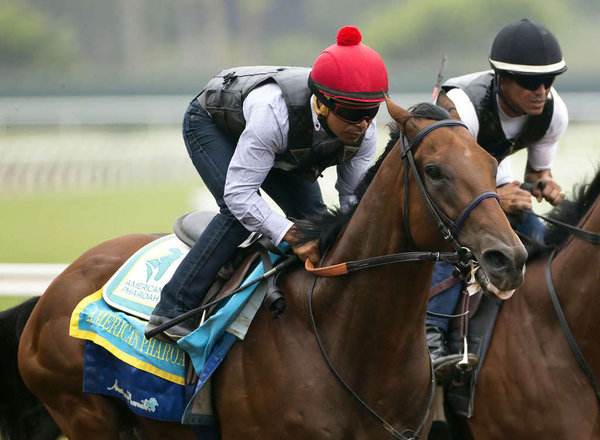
left=1, top=0, right=600, bottom=302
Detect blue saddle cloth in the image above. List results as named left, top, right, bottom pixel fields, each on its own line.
left=70, top=239, right=289, bottom=426
left=71, top=290, right=189, bottom=421
left=84, top=341, right=187, bottom=421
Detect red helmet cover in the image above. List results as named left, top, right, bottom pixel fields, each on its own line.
left=309, top=26, right=388, bottom=104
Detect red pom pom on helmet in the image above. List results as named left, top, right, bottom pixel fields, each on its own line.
left=309, top=26, right=388, bottom=104
left=337, top=26, right=362, bottom=46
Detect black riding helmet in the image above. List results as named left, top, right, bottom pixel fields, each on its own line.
left=489, top=19, right=567, bottom=76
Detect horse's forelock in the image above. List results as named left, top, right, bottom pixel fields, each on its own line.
left=407, top=102, right=451, bottom=121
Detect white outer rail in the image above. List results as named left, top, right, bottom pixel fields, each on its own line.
left=0, top=263, right=68, bottom=297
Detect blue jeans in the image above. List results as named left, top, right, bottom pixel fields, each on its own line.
left=514, top=209, right=545, bottom=244
left=426, top=210, right=544, bottom=332
left=426, top=261, right=462, bottom=332
left=153, top=98, right=326, bottom=319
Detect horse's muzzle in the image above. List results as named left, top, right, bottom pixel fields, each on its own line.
left=477, top=245, right=527, bottom=298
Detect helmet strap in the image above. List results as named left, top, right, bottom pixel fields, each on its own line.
left=312, top=96, right=336, bottom=137
left=313, top=96, right=330, bottom=118
left=495, top=72, right=525, bottom=116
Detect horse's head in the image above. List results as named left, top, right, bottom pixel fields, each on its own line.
left=386, top=98, right=527, bottom=299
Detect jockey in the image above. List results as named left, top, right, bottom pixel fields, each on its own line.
left=427, top=19, right=569, bottom=378
left=146, top=26, right=388, bottom=340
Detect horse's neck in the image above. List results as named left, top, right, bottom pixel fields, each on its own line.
left=549, top=198, right=600, bottom=364
left=317, top=150, right=434, bottom=358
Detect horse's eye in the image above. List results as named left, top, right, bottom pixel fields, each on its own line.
left=425, top=165, right=443, bottom=180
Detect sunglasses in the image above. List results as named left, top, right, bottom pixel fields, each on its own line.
left=510, top=74, right=556, bottom=91
left=328, top=100, right=380, bottom=124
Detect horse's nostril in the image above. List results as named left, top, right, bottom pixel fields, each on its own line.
left=481, top=249, right=510, bottom=271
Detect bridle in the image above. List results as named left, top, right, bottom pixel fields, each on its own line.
left=307, top=118, right=500, bottom=439
left=399, top=119, right=500, bottom=257
left=305, top=119, right=500, bottom=278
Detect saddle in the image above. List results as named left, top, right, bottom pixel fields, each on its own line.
left=173, top=211, right=290, bottom=320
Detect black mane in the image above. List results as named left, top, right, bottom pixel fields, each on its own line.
left=295, top=102, right=451, bottom=250
left=543, top=166, right=600, bottom=248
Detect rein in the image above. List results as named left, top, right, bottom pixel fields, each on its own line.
left=526, top=209, right=600, bottom=244
left=306, top=119, right=497, bottom=439
left=307, top=260, right=435, bottom=440
left=536, top=184, right=600, bottom=402
left=304, top=250, right=462, bottom=276
left=144, top=254, right=297, bottom=339
left=519, top=181, right=600, bottom=244
left=545, top=248, right=600, bottom=403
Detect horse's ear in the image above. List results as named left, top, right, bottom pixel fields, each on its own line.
left=436, top=90, right=461, bottom=121
left=385, top=96, right=420, bottom=136
left=385, top=96, right=421, bottom=137
left=385, top=96, right=411, bottom=123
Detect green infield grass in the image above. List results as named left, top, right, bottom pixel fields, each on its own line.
left=0, top=182, right=205, bottom=263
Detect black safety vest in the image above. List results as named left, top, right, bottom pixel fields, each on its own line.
left=203, top=66, right=359, bottom=180
left=442, top=71, right=553, bottom=162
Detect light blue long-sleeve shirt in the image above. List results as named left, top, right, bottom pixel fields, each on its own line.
left=223, top=82, right=377, bottom=245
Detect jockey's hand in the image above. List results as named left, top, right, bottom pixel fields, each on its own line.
left=525, top=167, right=565, bottom=206
left=283, top=225, right=321, bottom=265
left=497, top=181, right=532, bottom=214
left=530, top=177, right=565, bottom=205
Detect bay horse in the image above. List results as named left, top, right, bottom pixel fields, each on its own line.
left=452, top=167, right=600, bottom=439
left=6, top=99, right=526, bottom=440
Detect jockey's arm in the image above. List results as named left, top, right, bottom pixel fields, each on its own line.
left=523, top=91, right=568, bottom=206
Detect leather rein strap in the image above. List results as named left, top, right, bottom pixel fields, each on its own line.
left=525, top=180, right=600, bottom=401
left=305, top=250, right=460, bottom=276
left=545, top=248, right=600, bottom=403
left=519, top=181, right=600, bottom=244
left=527, top=209, right=600, bottom=244
left=307, top=266, right=434, bottom=440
